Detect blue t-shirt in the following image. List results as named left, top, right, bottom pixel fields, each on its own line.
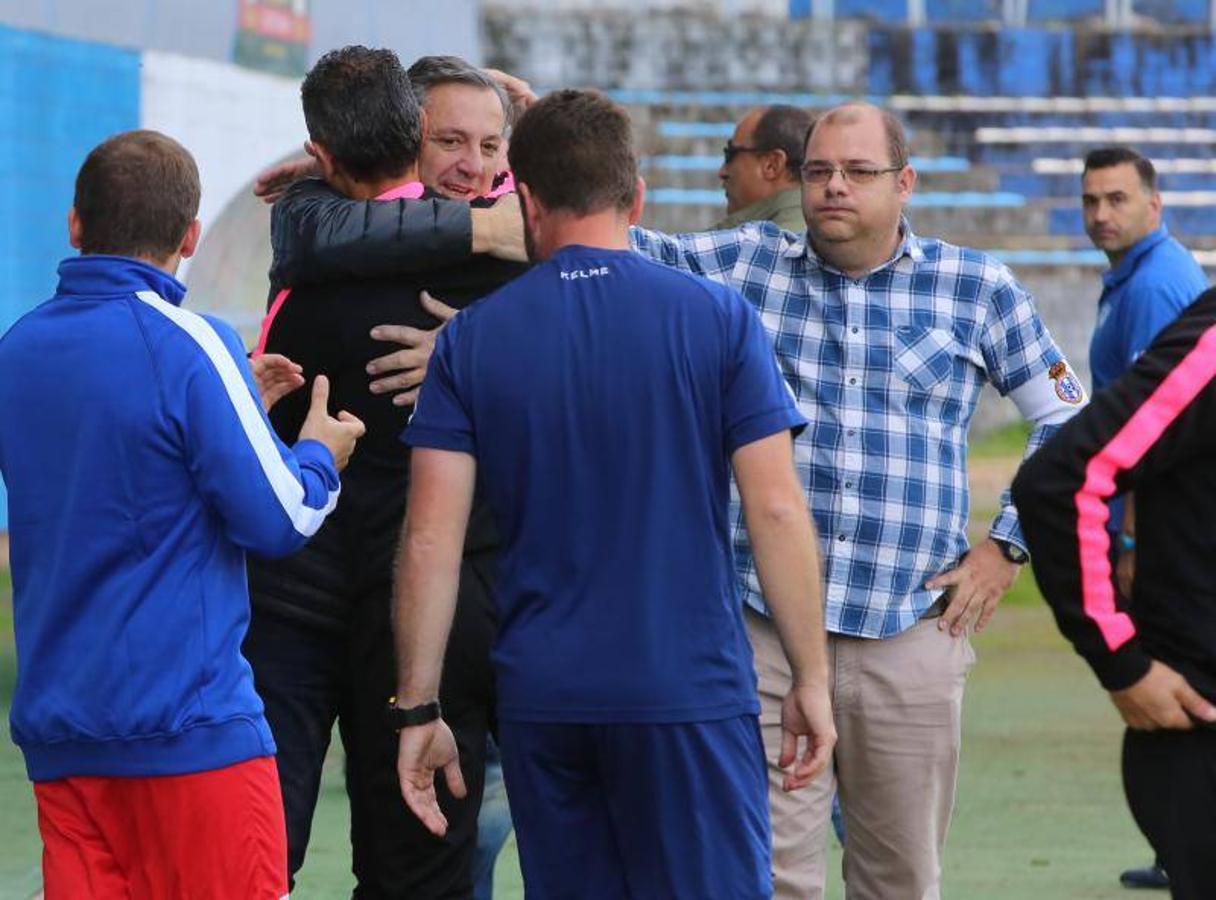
left=404, top=244, right=806, bottom=723
left=1090, top=226, right=1207, bottom=392
left=1089, top=226, right=1207, bottom=537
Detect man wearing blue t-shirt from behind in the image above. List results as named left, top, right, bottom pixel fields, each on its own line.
left=390, top=89, right=835, bottom=898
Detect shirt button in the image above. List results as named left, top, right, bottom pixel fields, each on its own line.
left=837, top=534, right=847, bottom=542
left=851, top=326, right=859, bottom=334
left=847, top=429, right=856, bottom=436
left=848, top=377, right=857, bottom=385
left=845, top=480, right=854, bottom=488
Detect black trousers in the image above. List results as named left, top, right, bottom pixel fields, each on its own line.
left=244, top=498, right=497, bottom=900
left=1123, top=725, right=1216, bottom=899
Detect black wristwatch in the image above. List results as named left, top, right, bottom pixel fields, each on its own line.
left=385, top=697, right=442, bottom=732
left=994, top=539, right=1029, bottom=565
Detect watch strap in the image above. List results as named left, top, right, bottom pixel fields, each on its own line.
left=385, top=697, right=442, bottom=731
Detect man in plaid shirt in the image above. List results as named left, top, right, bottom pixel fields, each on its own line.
left=633, top=102, right=1087, bottom=899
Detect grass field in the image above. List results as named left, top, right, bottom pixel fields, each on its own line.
left=0, top=435, right=1152, bottom=898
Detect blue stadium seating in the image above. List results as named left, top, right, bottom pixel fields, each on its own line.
left=1133, top=0, right=1209, bottom=23
left=926, top=0, right=1002, bottom=21
left=1028, top=0, right=1104, bottom=20
left=833, top=0, right=906, bottom=20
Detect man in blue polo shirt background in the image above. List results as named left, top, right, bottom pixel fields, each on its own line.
left=1080, top=148, right=1208, bottom=892
left=1083, top=147, right=1207, bottom=396
left=387, top=89, right=835, bottom=898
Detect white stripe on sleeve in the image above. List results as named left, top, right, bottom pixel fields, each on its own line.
left=136, top=290, right=338, bottom=536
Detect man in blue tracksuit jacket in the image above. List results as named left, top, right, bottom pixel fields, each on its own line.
left=0, top=129, right=364, bottom=899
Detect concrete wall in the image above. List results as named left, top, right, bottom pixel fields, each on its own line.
left=482, top=6, right=867, bottom=91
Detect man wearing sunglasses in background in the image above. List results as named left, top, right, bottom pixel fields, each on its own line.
left=714, top=105, right=813, bottom=233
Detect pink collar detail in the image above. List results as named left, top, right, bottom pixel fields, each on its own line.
left=376, top=181, right=426, bottom=201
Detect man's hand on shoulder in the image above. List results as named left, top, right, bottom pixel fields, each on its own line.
left=471, top=194, right=526, bottom=262
left=482, top=68, right=537, bottom=118
left=253, top=148, right=321, bottom=204
left=925, top=538, right=1019, bottom=637
left=1111, top=660, right=1216, bottom=730
left=368, top=291, right=458, bottom=406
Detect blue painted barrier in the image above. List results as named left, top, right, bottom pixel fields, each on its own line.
left=0, top=24, right=140, bottom=528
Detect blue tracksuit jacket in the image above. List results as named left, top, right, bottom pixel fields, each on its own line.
left=0, top=255, right=340, bottom=781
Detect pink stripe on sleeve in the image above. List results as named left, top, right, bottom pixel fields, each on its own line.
left=252, top=287, right=292, bottom=357
left=1075, top=323, right=1216, bottom=650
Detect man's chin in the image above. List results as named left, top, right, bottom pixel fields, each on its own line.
left=1091, top=236, right=1129, bottom=254
left=808, top=221, right=855, bottom=243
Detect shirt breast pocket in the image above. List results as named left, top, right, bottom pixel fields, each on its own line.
left=894, top=325, right=958, bottom=393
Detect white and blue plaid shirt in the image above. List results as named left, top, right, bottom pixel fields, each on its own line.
left=632, top=220, right=1085, bottom=638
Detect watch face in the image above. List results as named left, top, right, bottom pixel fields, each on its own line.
left=1002, top=542, right=1028, bottom=564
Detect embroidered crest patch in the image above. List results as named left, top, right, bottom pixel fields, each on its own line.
left=1048, top=361, right=1084, bottom=405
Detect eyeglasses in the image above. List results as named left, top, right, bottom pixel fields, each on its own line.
left=722, top=142, right=766, bottom=164
left=800, top=163, right=904, bottom=185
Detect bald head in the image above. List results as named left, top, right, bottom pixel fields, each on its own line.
left=806, top=102, right=909, bottom=170
left=799, top=101, right=915, bottom=277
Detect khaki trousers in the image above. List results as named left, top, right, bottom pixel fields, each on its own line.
left=746, top=607, right=975, bottom=900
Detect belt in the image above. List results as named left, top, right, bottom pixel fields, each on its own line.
left=920, top=596, right=948, bottom=619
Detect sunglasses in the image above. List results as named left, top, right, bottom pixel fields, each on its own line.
left=722, top=142, right=767, bottom=164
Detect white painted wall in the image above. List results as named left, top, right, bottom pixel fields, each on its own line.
left=140, top=51, right=305, bottom=275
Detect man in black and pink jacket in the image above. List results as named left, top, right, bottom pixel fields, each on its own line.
left=1013, top=288, right=1216, bottom=899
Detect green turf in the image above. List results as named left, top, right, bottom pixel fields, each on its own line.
left=970, top=420, right=1035, bottom=459
left=0, top=534, right=1148, bottom=900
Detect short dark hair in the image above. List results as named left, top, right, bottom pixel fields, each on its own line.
left=753, top=105, right=814, bottom=176
left=301, top=45, right=422, bottom=182
left=407, top=55, right=512, bottom=131
left=806, top=102, right=910, bottom=169
left=73, top=130, right=200, bottom=259
left=1083, top=147, right=1157, bottom=192
left=508, top=89, right=637, bottom=215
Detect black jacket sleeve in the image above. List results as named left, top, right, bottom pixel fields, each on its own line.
left=1012, top=289, right=1216, bottom=691
left=269, top=178, right=473, bottom=287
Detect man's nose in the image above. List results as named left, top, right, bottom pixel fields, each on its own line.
left=823, top=168, right=849, bottom=195
left=456, top=149, right=484, bottom=176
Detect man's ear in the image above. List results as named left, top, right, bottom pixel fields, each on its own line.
left=762, top=149, right=789, bottom=183
left=627, top=176, right=646, bottom=226
left=306, top=140, right=339, bottom=181
left=419, top=108, right=429, bottom=144
left=67, top=207, right=84, bottom=250
left=896, top=164, right=917, bottom=202
left=178, top=219, right=202, bottom=260
left=517, top=182, right=539, bottom=231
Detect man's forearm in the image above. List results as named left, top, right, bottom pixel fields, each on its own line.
left=392, top=523, right=464, bottom=707
left=749, top=503, right=829, bottom=686
left=734, top=435, right=829, bottom=685
left=391, top=449, right=477, bottom=706
left=271, top=179, right=474, bottom=287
